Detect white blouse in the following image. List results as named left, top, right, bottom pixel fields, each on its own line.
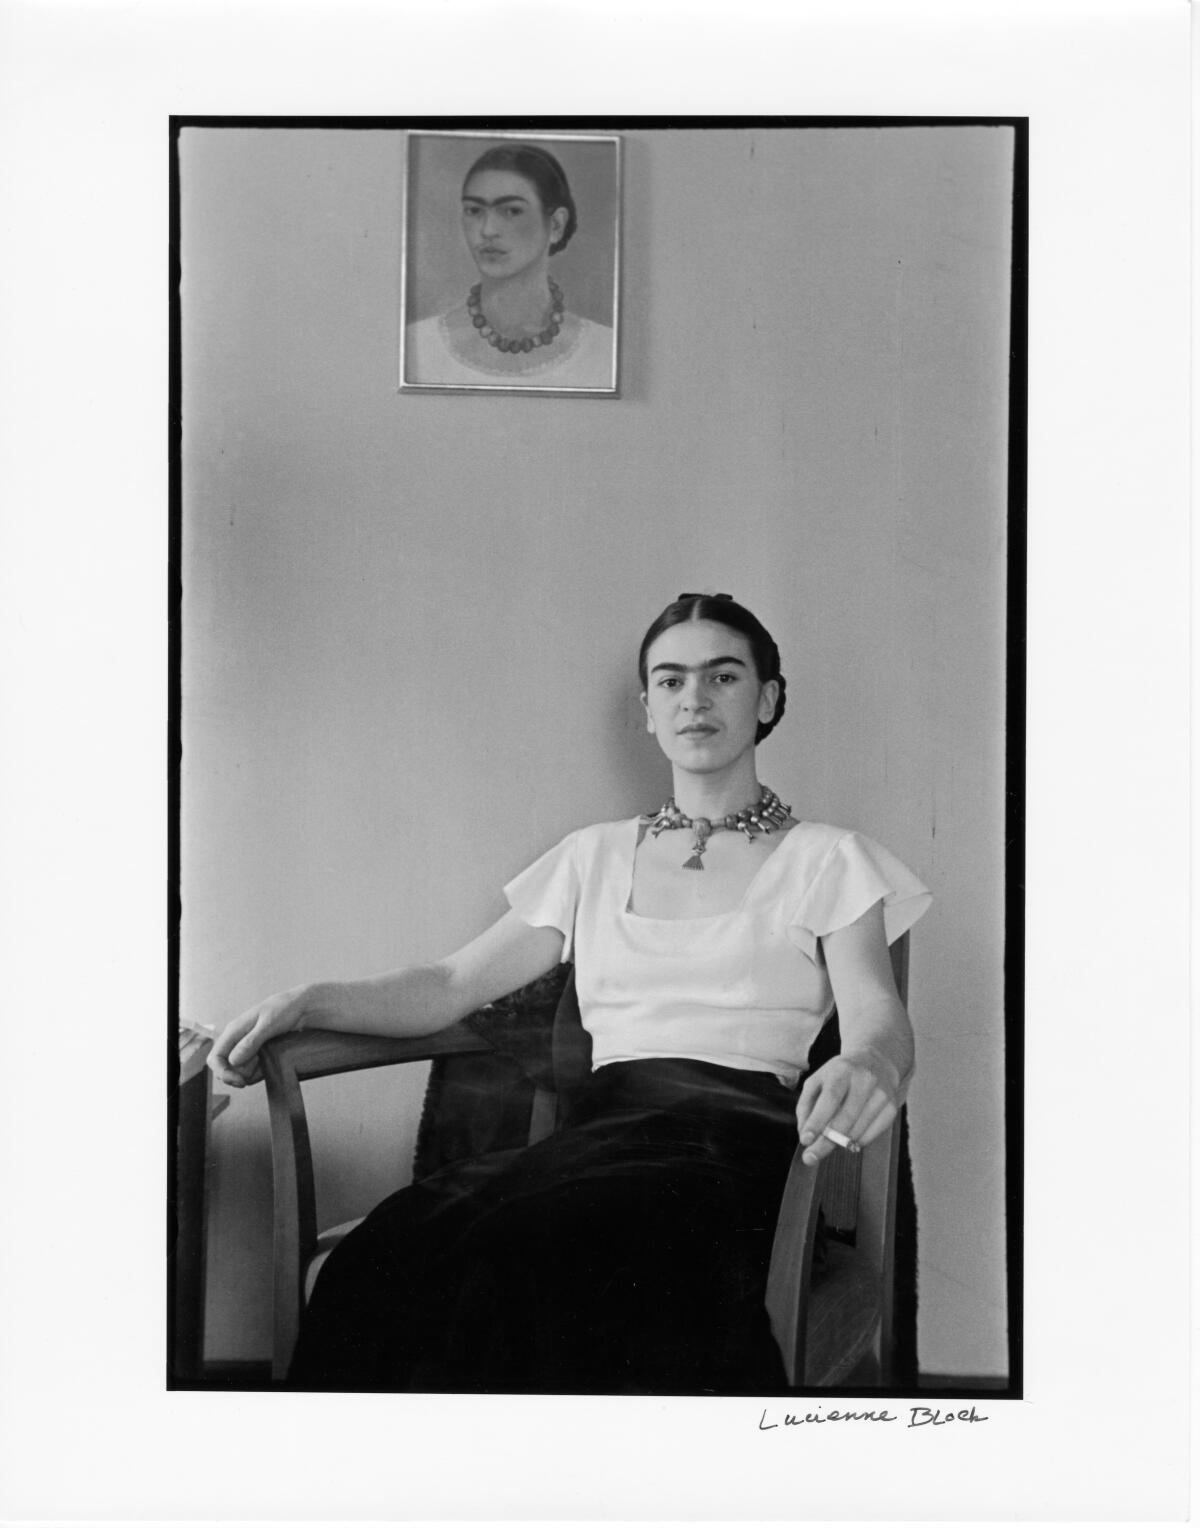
left=405, top=306, right=615, bottom=391
left=504, top=818, right=931, bottom=1087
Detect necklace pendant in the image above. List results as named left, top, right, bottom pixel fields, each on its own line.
left=683, top=817, right=711, bottom=869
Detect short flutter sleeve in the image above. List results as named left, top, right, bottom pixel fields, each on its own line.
left=788, top=831, right=932, bottom=962
left=503, top=832, right=581, bottom=961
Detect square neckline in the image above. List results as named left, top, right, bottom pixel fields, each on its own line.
left=622, top=816, right=808, bottom=923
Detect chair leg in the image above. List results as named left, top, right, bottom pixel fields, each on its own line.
left=261, top=1045, right=319, bottom=1384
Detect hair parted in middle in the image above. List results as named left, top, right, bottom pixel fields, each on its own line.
left=637, top=593, right=788, bottom=744
left=462, top=143, right=578, bottom=256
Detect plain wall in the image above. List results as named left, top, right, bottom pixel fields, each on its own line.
left=182, top=125, right=1013, bottom=1376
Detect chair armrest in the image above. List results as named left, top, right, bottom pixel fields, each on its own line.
left=264, top=1020, right=495, bottom=1083
left=259, top=1020, right=496, bottom=1382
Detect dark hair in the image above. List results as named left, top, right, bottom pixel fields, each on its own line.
left=462, top=144, right=578, bottom=255
left=637, top=593, right=788, bottom=744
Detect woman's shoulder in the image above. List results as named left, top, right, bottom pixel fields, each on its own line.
left=564, top=312, right=614, bottom=358
left=568, top=312, right=613, bottom=338
left=782, top=819, right=854, bottom=856
left=403, top=309, right=457, bottom=369
left=769, top=821, right=918, bottom=887
left=781, top=821, right=932, bottom=942
left=406, top=307, right=457, bottom=339
left=505, top=818, right=634, bottom=890
left=531, top=815, right=639, bottom=869
left=784, top=820, right=921, bottom=872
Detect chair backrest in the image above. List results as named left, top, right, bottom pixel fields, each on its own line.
left=548, top=967, right=593, bottom=1116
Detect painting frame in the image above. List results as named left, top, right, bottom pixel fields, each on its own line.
left=399, top=128, right=622, bottom=397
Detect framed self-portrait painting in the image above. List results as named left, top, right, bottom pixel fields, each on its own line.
left=400, top=129, right=621, bottom=396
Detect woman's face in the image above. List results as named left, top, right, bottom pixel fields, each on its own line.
left=460, top=169, right=567, bottom=282
left=641, top=620, right=778, bottom=776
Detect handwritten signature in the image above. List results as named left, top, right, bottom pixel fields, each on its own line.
left=758, top=1404, right=989, bottom=1430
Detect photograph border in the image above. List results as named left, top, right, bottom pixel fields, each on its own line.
left=169, top=115, right=1025, bottom=1405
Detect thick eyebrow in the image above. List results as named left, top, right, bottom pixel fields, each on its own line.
left=649, top=656, right=748, bottom=676
left=461, top=194, right=531, bottom=208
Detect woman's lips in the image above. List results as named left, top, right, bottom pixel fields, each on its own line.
left=678, top=725, right=718, bottom=736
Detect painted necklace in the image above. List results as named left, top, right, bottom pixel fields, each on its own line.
left=647, top=786, right=791, bottom=870
left=467, top=279, right=565, bottom=354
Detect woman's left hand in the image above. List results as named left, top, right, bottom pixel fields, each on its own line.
left=794, top=1049, right=903, bottom=1167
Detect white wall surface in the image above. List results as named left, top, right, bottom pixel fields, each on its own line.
left=182, top=124, right=1013, bottom=1375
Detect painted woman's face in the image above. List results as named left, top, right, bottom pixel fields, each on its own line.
left=460, top=169, right=566, bottom=282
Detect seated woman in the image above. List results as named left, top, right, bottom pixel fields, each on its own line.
left=404, top=142, right=615, bottom=391
left=209, top=593, right=930, bottom=1393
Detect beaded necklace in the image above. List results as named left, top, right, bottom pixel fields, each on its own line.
left=467, top=279, right=565, bottom=355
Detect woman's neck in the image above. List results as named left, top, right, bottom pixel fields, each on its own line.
left=669, top=761, right=763, bottom=822
left=479, top=264, right=554, bottom=337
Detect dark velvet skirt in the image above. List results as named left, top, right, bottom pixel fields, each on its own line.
left=288, top=1058, right=799, bottom=1395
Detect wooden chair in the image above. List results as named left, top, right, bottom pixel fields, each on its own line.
left=259, top=935, right=910, bottom=1389
left=767, top=933, right=910, bottom=1389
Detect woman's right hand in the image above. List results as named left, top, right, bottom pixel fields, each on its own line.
left=207, top=984, right=314, bottom=1088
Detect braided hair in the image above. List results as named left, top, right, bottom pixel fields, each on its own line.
left=637, top=593, right=787, bottom=744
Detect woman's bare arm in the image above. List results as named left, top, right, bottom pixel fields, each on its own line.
left=208, top=910, right=566, bottom=1088
left=793, top=899, right=914, bottom=1165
